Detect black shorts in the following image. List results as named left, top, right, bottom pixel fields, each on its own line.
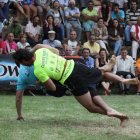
left=64, top=62, right=102, bottom=96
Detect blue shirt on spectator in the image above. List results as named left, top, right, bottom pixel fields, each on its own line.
left=82, top=56, right=95, bottom=68
left=111, top=10, right=125, bottom=26
left=17, top=65, right=37, bottom=90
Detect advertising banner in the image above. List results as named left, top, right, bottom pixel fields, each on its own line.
left=0, top=55, right=19, bottom=90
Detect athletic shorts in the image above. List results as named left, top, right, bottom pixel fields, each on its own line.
left=64, top=62, right=102, bottom=96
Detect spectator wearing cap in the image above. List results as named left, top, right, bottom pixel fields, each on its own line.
left=64, top=0, right=82, bottom=41
left=43, top=30, right=62, bottom=48
left=8, top=17, right=23, bottom=42
left=25, top=16, right=42, bottom=47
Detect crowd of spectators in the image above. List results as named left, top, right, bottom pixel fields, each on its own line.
left=0, top=0, right=140, bottom=95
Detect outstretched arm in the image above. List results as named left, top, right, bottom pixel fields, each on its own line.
left=16, top=90, right=24, bottom=120
left=31, top=44, right=59, bottom=55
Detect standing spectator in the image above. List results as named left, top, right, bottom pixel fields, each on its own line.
left=0, top=0, right=9, bottom=22
left=17, top=33, right=30, bottom=49
left=43, top=15, right=58, bottom=40
left=108, top=19, right=124, bottom=56
left=95, top=48, right=111, bottom=95
left=82, top=0, right=98, bottom=40
left=3, top=32, right=18, bottom=54
left=8, top=17, right=23, bottom=42
left=125, top=0, right=140, bottom=45
left=131, top=16, right=140, bottom=60
left=83, top=34, right=100, bottom=57
left=113, top=47, right=135, bottom=94
left=98, top=0, right=111, bottom=27
left=64, top=0, right=82, bottom=41
left=48, top=0, right=65, bottom=41
left=92, top=18, right=109, bottom=55
left=111, top=3, right=125, bottom=27
left=43, top=31, right=62, bottom=48
left=25, top=16, right=42, bottom=47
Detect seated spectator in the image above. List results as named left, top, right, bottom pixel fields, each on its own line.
left=125, top=0, right=140, bottom=45
left=43, top=15, right=58, bottom=40
left=52, top=0, right=69, bottom=10
left=83, top=34, right=100, bottom=58
left=92, top=18, right=109, bottom=55
left=43, top=30, right=62, bottom=48
left=0, top=35, right=4, bottom=54
left=81, top=47, right=97, bottom=91
left=98, top=0, right=111, bottom=27
left=47, top=0, right=65, bottom=41
left=0, top=0, right=9, bottom=22
left=113, top=47, right=135, bottom=95
left=3, top=32, right=18, bottom=54
left=1, top=20, right=9, bottom=40
left=8, top=17, right=23, bottom=42
left=22, top=0, right=37, bottom=20
left=95, top=48, right=111, bottom=95
left=130, top=16, right=140, bottom=60
left=82, top=0, right=98, bottom=40
left=25, top=16, right=42, bottom=47
left=17, top=33, right=30, bottom=49
left=64, top=30, right=81, bottom=56
left=82, top=48, right=95, bottom=68
left=64, top=44, right=72, bottom=56
left=108, top=19, right=124, bottom=56
left=34, top=0, right=50, bottom=25
left=111, top=3, right=125, bottom=27
left=112, top=0, right=128, bottom=11
left=64, top=0, right=82, bottom=41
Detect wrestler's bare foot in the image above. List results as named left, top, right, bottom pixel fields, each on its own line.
left=99, top=55, right=116, bottom=72
left=122, top=78, right=139, bottom=85
left=107, top=109, right=129, bottom=127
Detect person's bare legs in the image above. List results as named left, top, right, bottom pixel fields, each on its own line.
left=75, top=92, right=128, bottom=126
left=92, top=95, right=128, bottom=127
left=75, top=92, right=106, bottom=115
left=103, top=72, right=138, bottom=85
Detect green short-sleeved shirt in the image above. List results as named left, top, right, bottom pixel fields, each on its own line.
left=34, top=48, right=75, bottom=85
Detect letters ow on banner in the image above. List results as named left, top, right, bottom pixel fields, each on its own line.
left=0, top=55, right=19, bottom=90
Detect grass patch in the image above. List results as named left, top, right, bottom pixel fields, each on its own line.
left=0, top=95, right=140, bottom=140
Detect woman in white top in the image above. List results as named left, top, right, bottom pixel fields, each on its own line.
left=17, top=33, right=30, bottom=49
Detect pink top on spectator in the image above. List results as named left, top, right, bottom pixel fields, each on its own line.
left=3, top=41, right=18, bottom=54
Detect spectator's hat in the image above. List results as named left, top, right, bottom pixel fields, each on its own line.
left=48, top=31, right=56, bottom=34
